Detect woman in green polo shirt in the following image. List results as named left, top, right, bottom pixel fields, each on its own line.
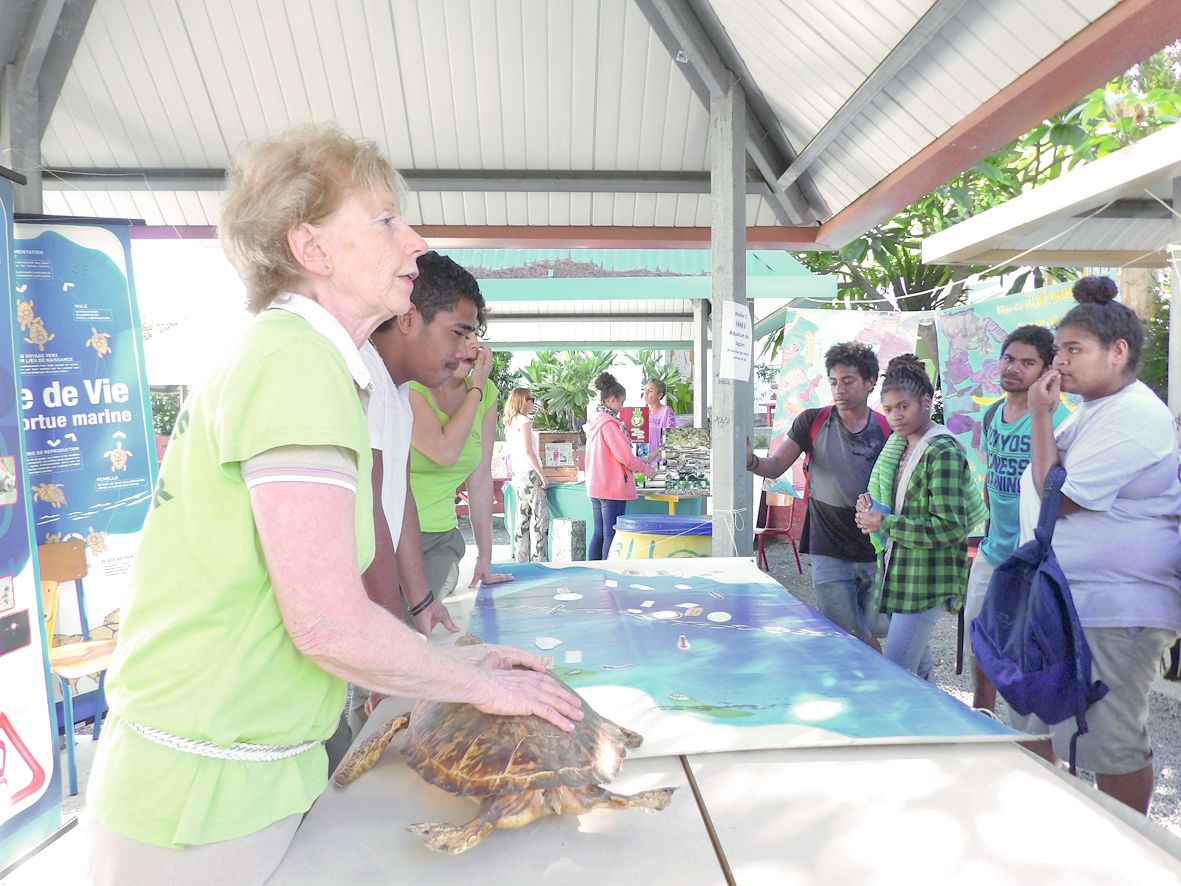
left=84, top=126, right=582, bottom=885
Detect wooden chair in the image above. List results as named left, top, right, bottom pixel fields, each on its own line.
left=38, top=540, right=115, bottom=796
left=754, top=489, right=804, bottom=575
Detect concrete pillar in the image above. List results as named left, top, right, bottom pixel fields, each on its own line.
left=692, top=299, right=710, bottom=426
left=709, top=77, right=752, bottom=557
left=1168, top=177, right=1181, bottom=434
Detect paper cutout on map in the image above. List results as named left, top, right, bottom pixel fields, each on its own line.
left=469, top=562, right=1016, bottom=759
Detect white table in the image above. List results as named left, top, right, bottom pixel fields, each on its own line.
left=269, top=558, right=1181, bottom=884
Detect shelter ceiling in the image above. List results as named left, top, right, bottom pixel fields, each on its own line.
left=2, top=0, right=1178, bottom=248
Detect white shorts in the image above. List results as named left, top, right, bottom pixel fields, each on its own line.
left=962, top=555, right=995, bottom=667
left=1010, top=626, right=1178, bottom=774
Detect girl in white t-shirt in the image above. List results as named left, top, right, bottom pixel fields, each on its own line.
left=1021, top=275, right=1181, bottom=816
left=504, top=388, right=550, bottom=562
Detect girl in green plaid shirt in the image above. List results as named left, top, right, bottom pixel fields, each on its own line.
left=855, top=355, right=980, bottom=680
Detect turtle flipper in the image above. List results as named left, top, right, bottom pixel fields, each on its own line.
left=409, top=791, right=546, bottom=854
left=331, top=712, right=410, bottom=787
left=558, top=783, right=676, bottom=814
left=407, top=817, right=496, bottom=854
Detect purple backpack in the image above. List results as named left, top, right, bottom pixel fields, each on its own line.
left=970, top=466, right=1108, bottom=773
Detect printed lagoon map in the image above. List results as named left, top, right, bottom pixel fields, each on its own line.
left=468, top=561, right=1015, bottom=758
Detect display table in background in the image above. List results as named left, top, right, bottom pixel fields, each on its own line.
left=503, top=480, right=705, bottom=559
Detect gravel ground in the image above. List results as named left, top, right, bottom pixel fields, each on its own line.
left=474, top=517, right=1181, bottom=837
left=755, top=536, right=1181, bottom=840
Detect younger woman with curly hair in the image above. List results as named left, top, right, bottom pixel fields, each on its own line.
left=583, top=372, right=655, bottom=559
left=855, top=355, right=984, bottom=680
left=1017, top=276, right=1181, bottom=814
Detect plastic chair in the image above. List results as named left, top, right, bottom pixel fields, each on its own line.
left=38, top=540, right=115, bottom=796
left=754, top=490, right=803, bottom=575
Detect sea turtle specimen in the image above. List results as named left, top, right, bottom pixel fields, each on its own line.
left=332, top=670, right=675, bottom=854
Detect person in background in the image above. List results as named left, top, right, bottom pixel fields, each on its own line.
left=965, top=324, right=1068, bottom=712
left=1017, top=276, right=1181, bottom=814
left=84, top=126, right=581, bottom=885
left=748, top=342, right=890, bottom=649
left=643, top=378, right=679, bottom=461
left=855, top=355, right=985, bottom=681
left=408, top=253, right=509, bottom=600
left=503, top=387, right=550, bottom=563
left=584, top=372, right=655, bottom=560
left=348, top=261, right=492, bottom=734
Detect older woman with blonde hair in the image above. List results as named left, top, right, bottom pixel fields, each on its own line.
left=84, top=125, right=581, bottom=884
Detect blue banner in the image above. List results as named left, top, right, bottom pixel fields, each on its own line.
left=13, top=223, right=155, bottom=654
left=0, top=182, right=61, bottom=870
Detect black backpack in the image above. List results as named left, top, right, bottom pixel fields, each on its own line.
left=969, top=465, right=1108, bottom=773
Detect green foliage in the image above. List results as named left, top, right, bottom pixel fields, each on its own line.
left=624, top=349, right=693, bottom=414
left=521, top=351, right=617, bottom=431
left=489, top=351, right=523, bottom=398
left=150, top=390, right=181, bottom=436
left=1140, top=285, right=1170, bottom=403
left=789, top=44, right=1181, bottom=330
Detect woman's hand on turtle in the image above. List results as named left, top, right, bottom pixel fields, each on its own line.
left=448, top=642, right=547, bottom=673
left=412, top=598, right=459, bottom=636
left=469, top=346, right=494, bottom=389
left=472, top=667, right=584, bottom=731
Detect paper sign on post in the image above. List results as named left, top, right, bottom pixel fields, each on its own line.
left=719, top=301, right=752, bottom=381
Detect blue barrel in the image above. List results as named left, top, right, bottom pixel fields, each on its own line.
left=608, top=514, right=713, bottom=559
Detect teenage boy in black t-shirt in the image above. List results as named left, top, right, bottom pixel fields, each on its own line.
left=748, top=342, right=890, bottom=649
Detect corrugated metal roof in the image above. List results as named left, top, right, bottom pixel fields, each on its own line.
left=12, top=0, right=1174, bottom=247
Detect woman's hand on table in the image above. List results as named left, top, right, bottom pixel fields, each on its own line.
left=412, top=598, right=459, bottom=636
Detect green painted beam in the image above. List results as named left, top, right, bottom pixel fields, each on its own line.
left=485, top=340, right=691, bottom=352
left=478, top=274, right=835, bottom=301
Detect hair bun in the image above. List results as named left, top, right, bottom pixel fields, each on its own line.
left=885, top=353, right=923, bottom=374
left=1072, top=275, right=1118, bottom=305
left=594, top=372, right=618, bottom=392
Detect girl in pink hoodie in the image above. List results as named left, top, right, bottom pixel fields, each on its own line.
left=583, top=372, right=655, bottom=559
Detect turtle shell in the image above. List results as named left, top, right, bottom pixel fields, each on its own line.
left=400, top=677, right=638, bottom=797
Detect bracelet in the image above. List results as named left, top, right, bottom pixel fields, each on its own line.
left=750, top=455, right=760, bottom=473
left=467, top=385, right=483, bottom=397
left=406, top=591, right=435, bottom=618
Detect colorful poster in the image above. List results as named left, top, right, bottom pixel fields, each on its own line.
left=0, top=180, right=61, bottom=869
left=12, top=222, right=155, bottom=680
left=935, top=283, right=1079, bottom=502
left=768, top=307, right=932, bottom=496
left=468, top=560, right=1015, bottom=758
